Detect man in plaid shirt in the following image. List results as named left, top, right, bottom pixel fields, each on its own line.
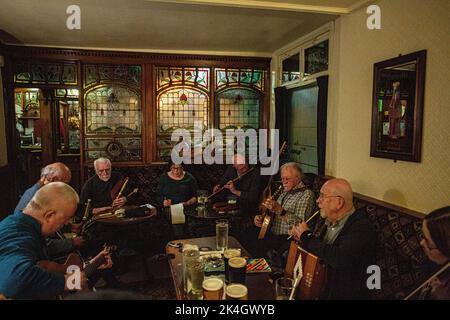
left=253, top=162, right=315, bottom=261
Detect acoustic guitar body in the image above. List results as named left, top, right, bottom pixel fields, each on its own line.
left=258, top=214, right=272, bottom=239
left=38, top=253, right=83, bottom=274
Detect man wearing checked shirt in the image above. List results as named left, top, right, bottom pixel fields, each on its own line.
left=253, top=162, right=316, bottom=263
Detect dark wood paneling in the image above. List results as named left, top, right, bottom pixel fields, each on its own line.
left=0, top=165, right=14, bottom=220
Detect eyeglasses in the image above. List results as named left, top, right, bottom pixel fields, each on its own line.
left=171, top=166, right=183, bottom=171
left=318, top=192, right=343, bottom=200
left=97, top=168, right=111, bottom=174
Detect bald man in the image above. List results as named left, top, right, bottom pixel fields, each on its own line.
left=15, top=162, right=72, bottom=212
left=0, top=182, right=112, bottom=299
left=14, top=162, right=84, bottom=257
left=290, top=178, right=377, bottom=300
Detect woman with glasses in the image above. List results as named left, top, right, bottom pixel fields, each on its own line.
left=157, top=160, right=198, bottom=239
left=157, top=160, right=198, bottom=208
left=416, top=206, right=450, bottom=300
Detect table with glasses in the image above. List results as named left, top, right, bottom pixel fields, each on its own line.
left=165, top=236, right=275, bottom=300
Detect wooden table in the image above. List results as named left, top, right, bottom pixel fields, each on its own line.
left=94, top=205, right=157, bottom=225
left=166, top=236, right=275, bottom=300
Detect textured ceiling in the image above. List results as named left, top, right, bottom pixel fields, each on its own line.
left=0, top=0, right=365, bottom=56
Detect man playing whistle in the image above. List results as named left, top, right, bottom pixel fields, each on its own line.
left=77, top=157, right=132, bottom=219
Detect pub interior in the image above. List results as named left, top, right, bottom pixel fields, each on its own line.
left=0, top=0, right=449, bottom=301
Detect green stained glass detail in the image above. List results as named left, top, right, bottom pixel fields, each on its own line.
left=14, top=62, right=77, bottom=85
left=62, top=64, right=77, bottom=84
left=85, top=85, right=141, bottom=135
left=83, top=64, right=141, bottom=88
left=47, top=64, right=61, bottom=83
left=215, top=68, right=264, bottom=92
left=31, top=64, right=45, bottom=83
left=156, top=67, right=210, bottom=91
left=217, top=88, right=260, bottom=130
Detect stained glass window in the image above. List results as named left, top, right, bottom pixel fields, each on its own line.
left=157, top=67, right=209, bottom=91
left=157, top=87, right=208, bottom=159
left=84, top=64, right=141, bottom=89
left=215, top=68, right=264, bottom=92
left=304, top=40, right=329, bottom=76
left=84, top=85, right=142, bottom=161
left=14, top=61, right=77, bottom=85
left=217, top=89, right=260, bottom=130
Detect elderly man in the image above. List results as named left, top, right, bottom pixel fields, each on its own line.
left=290, top=178, right=377, bottom=300
left=212, top=153, right=262, bottom=216
left=14, top=162, right=84, bottom=258
left=253, top=162, right=315, bottom=263
left=15, top=162, right=72, bottom=212
left=78, top=157, right=130, bottom=218
left=0, top=182, right=112, bottom=299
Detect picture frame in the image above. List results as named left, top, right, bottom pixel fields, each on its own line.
left=370, top=50, right=426, bottom=162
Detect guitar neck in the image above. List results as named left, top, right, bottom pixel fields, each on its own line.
left=83, top=255, right=106, bottom=278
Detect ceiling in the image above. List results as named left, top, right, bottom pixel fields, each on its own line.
left=0, top=0, right=368, bottom=56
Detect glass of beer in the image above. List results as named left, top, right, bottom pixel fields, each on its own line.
left=223, top=248, right=241, bottom=283
left=202, top=277, right=224, bottom=300
left=228, top=256, right=247, bottom=285
left=226, top=283, right=248, bottom=300
left=275, top=277, right=293, bottom=300
left=186, top=256, right=204, bottom=300
left=215, top=219, right=229, bottom=251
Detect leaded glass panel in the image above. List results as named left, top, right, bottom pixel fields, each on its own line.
left=304, top=40, right=329, bottom=76
left=156, top=67, right=209, bottom=91
left=85, top=137, right=142, bottom=161
left=83, top=64, right=141, bottom=89
left=215, top=68, right=264, bottom=91
left=85, top=86, right=141, bottom=135
left=217, top=89, right=260, bottom=130
left=14, top=61, right=77, bottom=85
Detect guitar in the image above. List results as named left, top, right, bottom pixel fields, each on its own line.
left=258, top=185, right=284, bottom=239
left=38, top=245, right=116, bottom=279
left=257, top=141, right=287, bottom=239
left=284, top=241, right=328, bottom=300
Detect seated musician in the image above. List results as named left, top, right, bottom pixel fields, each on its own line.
left=290, top=178, right=376, bottom=300
left=416, top=206, right=450, bottom=300
left=0, top=182, right=112, bottom=299
left=213, top=153, right=262, bottom=214
left=14, top=162, right=84, bottom=258
left=157, top=160, right=198, bottom=238
left=253, top=162, right=315, bottom=265
left=78, top=157, right=131, bottom=218
left=157, top=160, right=198, bottom=208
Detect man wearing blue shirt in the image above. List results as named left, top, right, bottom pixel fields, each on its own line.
left=0, top=182, right=111, bottom=299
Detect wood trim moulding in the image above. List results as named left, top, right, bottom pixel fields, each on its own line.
left=3, top=45, right=271, bottom=68
left=353, top=192, right=425, bottom=219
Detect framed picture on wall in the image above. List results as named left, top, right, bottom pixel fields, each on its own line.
left=370, top=50, right=426, bottom=162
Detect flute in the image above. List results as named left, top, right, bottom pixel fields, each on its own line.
left=115, top=177, right=129, bottom=201
left=287, top=209, right=320, bottom=240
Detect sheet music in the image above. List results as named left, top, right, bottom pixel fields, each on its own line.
left=170, top=203, right=185, bottom=224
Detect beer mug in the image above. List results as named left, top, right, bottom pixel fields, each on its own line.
left=228, top=256, right=247, bottom=285
left=202, top=277, right=224, bottom=300
left=223, top=248, right=241, bottom=283
left=226, top=283, right=248, bottom=300
left=215, top=219, right=229, bottom=251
